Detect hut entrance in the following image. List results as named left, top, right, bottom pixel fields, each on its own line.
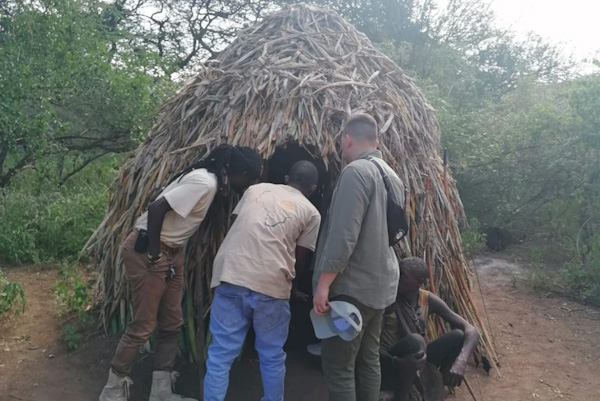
left=262, top=143, right=331, bottom=349
left=264, top=143, right=331, bottom=212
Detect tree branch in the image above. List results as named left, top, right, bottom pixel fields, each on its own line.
left=0, top=140, right=8, bottom=177
left=0, top=153, right=34, bottom=188
left=59, top=151, right=112, bottom=185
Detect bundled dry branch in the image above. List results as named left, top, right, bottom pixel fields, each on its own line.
left=87, top=3, right=498, bottom=368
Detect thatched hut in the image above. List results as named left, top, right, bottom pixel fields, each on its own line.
left=88, top=3, right=498, bottom=370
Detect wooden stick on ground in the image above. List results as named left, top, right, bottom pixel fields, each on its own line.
left=463, top=377, right=480, bottom=401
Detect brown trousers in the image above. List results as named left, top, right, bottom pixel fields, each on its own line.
left=111, top=232, right=184, bottom=375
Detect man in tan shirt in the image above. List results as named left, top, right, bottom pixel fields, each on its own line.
left=99, top=145, right=262, bottom=401
left=204, top=160, right=321, bottom=401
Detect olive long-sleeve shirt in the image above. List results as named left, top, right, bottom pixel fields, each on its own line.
left=312, top=150, right=404, bottom=310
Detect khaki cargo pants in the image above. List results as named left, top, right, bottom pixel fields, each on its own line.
left=111, top=232, right=184, bottom=375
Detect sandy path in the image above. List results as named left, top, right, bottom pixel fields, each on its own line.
left=1, top=256, right=599, bottom=401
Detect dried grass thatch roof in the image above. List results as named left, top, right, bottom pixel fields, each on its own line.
left=88, top=3, right=498, bottom=368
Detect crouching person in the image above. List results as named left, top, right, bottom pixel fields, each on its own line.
left=380, top=257, right=481, bottom=401
left=204, top=161, right=321, bottom=401
left=99, top=145, right=262, bottom=401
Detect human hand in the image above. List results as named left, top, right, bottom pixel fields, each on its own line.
left=447, top=359, right=466, bottom=387
left=394, top=351, right=426, bottom=373
left=312, top=286, right=330, bottom=315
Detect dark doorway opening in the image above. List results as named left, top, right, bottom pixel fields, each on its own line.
left=261, top=144, right=332, bottom=349
left=264, top=143, right=330, bottom=212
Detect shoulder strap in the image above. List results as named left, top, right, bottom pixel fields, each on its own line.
left=366, top=156, right=391, bottom=191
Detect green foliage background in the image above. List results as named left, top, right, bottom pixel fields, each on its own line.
left=0, top=0, right=598, bottom=304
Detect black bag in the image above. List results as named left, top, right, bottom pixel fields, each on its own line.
left=367, top=157, right=409, bottom=246
left=134, top=229, right=149, bottom=253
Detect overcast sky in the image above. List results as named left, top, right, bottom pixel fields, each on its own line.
left=489, top=0, right=598, bottom=62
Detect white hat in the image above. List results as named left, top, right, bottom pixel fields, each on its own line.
left=309, top=301, right=363, bottom=341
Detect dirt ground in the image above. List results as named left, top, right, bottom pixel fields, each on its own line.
left=1, top=254, right=599, bottom=401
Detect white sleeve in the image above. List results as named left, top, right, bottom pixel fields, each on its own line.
left=163, top=175, right=211, bottom=218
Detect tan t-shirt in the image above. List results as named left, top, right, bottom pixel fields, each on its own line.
left=211, top=183, right=321, bottom=299
left=135, top=168, right=218, bottom=247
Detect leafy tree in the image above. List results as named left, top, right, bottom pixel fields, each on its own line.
left=281, top=0, right=572, bottom=100
left=0, top=0, right=171, bottom=186
left=100, top=0, right=273, bottom=76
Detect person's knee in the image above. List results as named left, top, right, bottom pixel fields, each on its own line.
left=155, top=325, right=182, bottom=340
left=405, top=333, right=427, bottom=354
left=448, top=329, right=465, bottom=346
left=123, top=319, right=156, bottom=343
left=449, top=328, right=464, bottom=337
left=256, top=344, right=286, bottom=363
left=167, top=316, right=184, bottom=331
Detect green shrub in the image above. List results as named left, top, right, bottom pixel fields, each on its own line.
left=54, top=261, right=93, bottom=314
left=61, top=321, right=85, bottom=350
left=54, top=262, right=95, bottom=350
left=529, top=267, right=556, bottom=295
left=0, top=187, right=108, bottom=264
left=460, top=218, right=487, bottom=258
left=0, top=269, right=26, bottom=317
left=560, top=240, right=600, bottom=305
left=0, top=155, right=119, bottom=264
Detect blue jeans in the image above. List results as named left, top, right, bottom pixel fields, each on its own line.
left=204, top=283, right=291, bottom=401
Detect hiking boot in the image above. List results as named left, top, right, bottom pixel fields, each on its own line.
left=99, top=369, right=133, bottom=401
left=149, top=371, right=197, bottom=401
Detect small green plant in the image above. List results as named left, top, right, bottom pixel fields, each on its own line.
left=54, top=261, right=92, bottom=314
left=61, top=321, right=84, bottom=350
left=509, top=272, right=518, bottom=289
left=54, top=262, right=95, bottom=350
left=528, top=245, right=545, bottom=266
left=529, top=268, right=553, bottom=294
left=461, top=218, right=487, bottom=258
left=561, top=260, right=600, bottom=305
left=0, top=269, right=26, bottom=317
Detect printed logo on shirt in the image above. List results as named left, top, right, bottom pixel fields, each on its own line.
left=250, top=189, right=295, bottom=229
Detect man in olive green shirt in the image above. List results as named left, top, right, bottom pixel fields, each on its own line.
left=313, top=113, right=405, bottom=401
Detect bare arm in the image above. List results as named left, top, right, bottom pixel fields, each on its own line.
left=428, top=292, right=480, bottom=386
left=313, top=272, right=338, bottom=315
left=146, top=197, right=172, bottom=259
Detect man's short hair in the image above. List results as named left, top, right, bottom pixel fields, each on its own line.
left=399, top=257, right=429, bottom=281
left=343, top=113, right=378, bottom=142
left=288, top=160, right=319, bottom=188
